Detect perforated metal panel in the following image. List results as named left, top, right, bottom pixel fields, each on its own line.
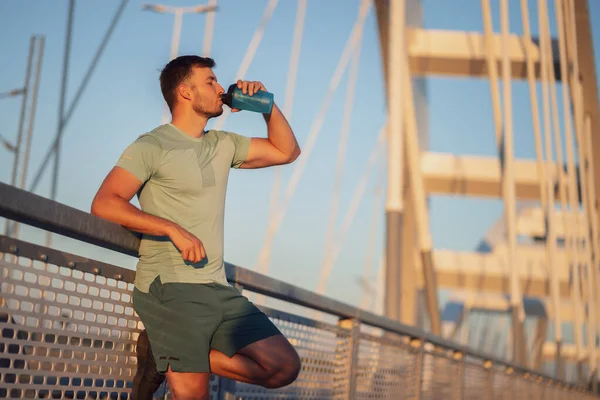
left=353, top=332, right=418, bottom=399
left=462, top=362, right=491, bottom=400
left=489, top=369, right=512, bottom=400
left=1, top=255, right=138, bottom=399
left=421, top=352, right=462, bottom=399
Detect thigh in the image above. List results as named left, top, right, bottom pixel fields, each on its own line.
left=236, top=333, right=300, bottom=371
left=165, top=366, right=211, bottom=400
left=134, top=278, right=222, bottom=373
left=210, top=286, right=282, bottom=358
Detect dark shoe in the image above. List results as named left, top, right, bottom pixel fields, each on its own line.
left=132, top=329, right=165, bottom=400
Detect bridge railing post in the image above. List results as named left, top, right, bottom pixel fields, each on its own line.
left=336, top=317, right=359, bottom=399
left=410, top=338, right=423, bottom=400
left=483, top=360, right=494, bottom=398
left=452, top=350, right=465, bottom=400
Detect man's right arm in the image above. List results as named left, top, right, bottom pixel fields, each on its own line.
left=91, top=166, right=206, bottom=263
left=91, top=166, right=173, bottom=236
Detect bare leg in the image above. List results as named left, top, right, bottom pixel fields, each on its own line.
left=161, top=335, right=300, bottom=397
left=165, top=366, right=210, bottom=400
left=208, top=334, right=301, bottom=388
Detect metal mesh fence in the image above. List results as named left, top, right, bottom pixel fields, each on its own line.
left=1, top=243, right=596, bottom=399
left=420, top=351, right=461, bottom=399
left=353, top=332, right=419, bottom=399
left=1, top=254, right=138, bottom=399
left=462, top=361, right=490, bottom=400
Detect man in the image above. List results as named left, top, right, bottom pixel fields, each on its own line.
left=91, top=55, right=302, bottom=400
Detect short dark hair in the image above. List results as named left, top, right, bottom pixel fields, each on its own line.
left=159, top=55, right=216, bottom=111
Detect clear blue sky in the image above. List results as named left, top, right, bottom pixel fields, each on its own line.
left=1, top=0, right=599, bottom=309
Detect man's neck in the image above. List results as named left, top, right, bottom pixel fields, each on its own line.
left=170, top=111, right=208, bottom=139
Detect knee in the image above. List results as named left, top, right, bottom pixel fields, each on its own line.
left=263, top=351, right=302, bottom=389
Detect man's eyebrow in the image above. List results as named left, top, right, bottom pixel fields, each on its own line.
left=207, top=76, right=217, bottom=82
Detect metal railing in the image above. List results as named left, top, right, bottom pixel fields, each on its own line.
left=0, top=182, right=597, bottom=399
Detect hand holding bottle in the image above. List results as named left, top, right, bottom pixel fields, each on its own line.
left=221, top=79, right=274, bottom=114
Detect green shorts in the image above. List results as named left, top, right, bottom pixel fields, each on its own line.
left=132, top=276, right=282, bottom=373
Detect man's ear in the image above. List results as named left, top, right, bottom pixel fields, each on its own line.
left=177, top=84, right=192, bottom=101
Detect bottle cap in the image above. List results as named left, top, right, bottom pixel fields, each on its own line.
left=220, top=84, right=237, bottom=107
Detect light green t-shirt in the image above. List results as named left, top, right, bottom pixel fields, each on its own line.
left=115, top=123, right=251, bottom=293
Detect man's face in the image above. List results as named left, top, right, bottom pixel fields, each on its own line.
left=185, top=66, right=225, bottom=118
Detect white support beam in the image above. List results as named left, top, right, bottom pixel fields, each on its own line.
left=423, top=247, right=572, bottom=297
left=407, top=28, right=561, bottom=80
left=426, top=338, right=593, bottom=363
left=477, top=206, right=588, bottom=254
left=444, top=294, right=581, bottom=322
left=421, top=152, right=571, bottom=200
left=516, top=207, right=586, bottom=239
left=542, top=342, right=592, bottom=362
left=437, top=324, right=594, bottom=363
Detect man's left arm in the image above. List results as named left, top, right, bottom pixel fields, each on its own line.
left=235, top=80, right=301, bottom=169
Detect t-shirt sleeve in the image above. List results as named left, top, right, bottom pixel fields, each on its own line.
left=115, top=135, right=162, bottom=183
left=227, top=131, right=251, bottom=168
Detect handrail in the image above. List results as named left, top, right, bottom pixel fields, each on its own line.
left=0, top=182, right=140, bottom=256
left=0, top=181, right=588, bottom=390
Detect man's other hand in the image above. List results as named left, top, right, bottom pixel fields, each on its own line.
left=167, top=224, right=207, bottom=263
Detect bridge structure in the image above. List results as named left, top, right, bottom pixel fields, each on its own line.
left=380, top=0, right=600, bottom=384
left=1, top=0, right=600, bottom=398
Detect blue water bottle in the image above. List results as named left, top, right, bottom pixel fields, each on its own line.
left=221, top=83, right=274, bottom=114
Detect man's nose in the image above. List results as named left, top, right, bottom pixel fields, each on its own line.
left=216, top=84, right=225, bottom=94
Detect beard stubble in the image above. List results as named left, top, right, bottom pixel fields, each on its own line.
left=193, top=101, right=223, bottom=119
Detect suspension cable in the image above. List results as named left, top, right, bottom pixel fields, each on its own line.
left=358, top=160, right=385, bottom=310
left=541, top=0, right=585, bottom=373
left=316, top=124, right=387, bottom=295
left=256, top=0, right=307, bottom=276
left=255, top=0, right=373, bottom=276
left=202, top=0, right=218, bottom=56
left=317, top=15, right=365, bottom=295
left=213, top=0, right=279, bottom=131
left=521, top=0, right=562, bottom=365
